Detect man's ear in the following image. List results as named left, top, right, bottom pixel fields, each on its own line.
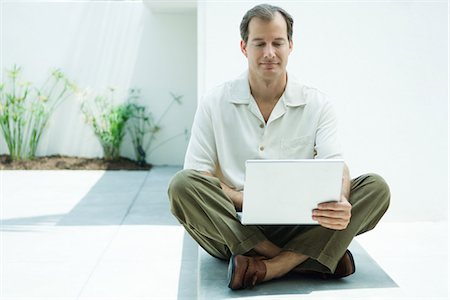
left=289, top=39, right=293, bottom=54
left=240, top=40, right=248, bottom=57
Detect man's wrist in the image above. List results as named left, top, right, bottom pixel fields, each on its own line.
left=220, top=182, right=243, bottom=211
left=234, top=191, right=243, bottom=212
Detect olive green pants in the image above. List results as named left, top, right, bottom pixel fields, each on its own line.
left=168, top=169, right=390, bottom=273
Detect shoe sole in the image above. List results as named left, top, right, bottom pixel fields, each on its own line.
left=227, top=255, right=236, bottom=289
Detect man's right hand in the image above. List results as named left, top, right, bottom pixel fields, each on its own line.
left=221, top=186, right=243, bottom=212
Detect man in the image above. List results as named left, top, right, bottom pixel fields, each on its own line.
left=168, top=4, right=390, bottom=290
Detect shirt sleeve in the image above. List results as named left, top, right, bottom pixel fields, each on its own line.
left=183, top=97, right=218, bottom=173
left=314, top=99, right=344, bottom=159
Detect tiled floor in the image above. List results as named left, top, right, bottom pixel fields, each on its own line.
left=0, top=168, right=448, bottom=299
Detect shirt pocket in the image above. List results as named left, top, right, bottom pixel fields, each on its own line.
left=280, top=135, right=314, bottom=158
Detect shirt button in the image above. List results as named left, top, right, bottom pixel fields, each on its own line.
left=259, top=123, right=264, bottom=129
left=259, top=146, right=265, bottom=151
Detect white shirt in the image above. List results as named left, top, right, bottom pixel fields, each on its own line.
left=184, top=71, right=343, bottom=190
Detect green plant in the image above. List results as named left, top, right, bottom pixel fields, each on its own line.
left=0, top=65, right=76, bottom=160
left=81, top=88, right=133, bottom=160
left=127, top=89, right=189, bottom=165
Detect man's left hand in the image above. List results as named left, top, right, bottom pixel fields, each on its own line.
left=312, top=195, right=352, bottom=230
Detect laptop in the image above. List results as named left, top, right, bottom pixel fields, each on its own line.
left=239, top=159, right=344, bottom=225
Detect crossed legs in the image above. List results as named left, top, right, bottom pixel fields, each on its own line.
left=168, top=169, right=390, bottom=286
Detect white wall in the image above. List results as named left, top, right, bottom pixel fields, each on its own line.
left=198, top=1, right=448, bottom=222
left=1, top=1, right=196, bottom=165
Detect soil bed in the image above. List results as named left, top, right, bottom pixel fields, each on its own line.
left=0, top=155, right=152, bottom=170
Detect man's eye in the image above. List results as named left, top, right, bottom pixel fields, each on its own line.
left=273, top=43, right=283, bottom=47
left=256, top=44, right=265, bottom=47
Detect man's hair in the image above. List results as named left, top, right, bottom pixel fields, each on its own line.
left=240, top=4, right=294, bottom=43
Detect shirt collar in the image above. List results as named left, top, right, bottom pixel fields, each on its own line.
left=229, top=71, right=307, bottom=107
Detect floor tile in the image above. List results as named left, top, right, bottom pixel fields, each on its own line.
left=2, top=226, right=116, bottom=263
left=2, top=259, right=96, bottom=298
left=101, top=225, right=185, bottom=261
left=78, top=259, right=182, bottom=299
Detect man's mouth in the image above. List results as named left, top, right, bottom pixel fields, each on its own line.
left=260, top=62, right=278, bottom=67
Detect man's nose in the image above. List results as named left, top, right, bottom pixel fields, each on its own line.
left=263, top=45, right=276, bottom=58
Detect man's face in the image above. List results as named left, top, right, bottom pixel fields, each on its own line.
left=241, top=12, right=293, bottom=80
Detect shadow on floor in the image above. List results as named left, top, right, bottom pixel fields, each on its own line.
left=1, top=214, right=64, bottom=231
left=198, top=241, right=398, bottom=299
left=1, top=168, right=181, bottom=228
left=57, top=168, right=181, bottom=226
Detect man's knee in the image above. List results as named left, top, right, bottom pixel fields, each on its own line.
left=364, top=173, right=391, bottom=210
left=168, top=169, right=200, bottom=214
left=168, top=169, right=197, bottom=197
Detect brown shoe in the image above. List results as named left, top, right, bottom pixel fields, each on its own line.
left=328, top=249, right=355, bottom=278
left=227, top=255, right=267, bottom=290
left=295, top=249, right=356, bottom=279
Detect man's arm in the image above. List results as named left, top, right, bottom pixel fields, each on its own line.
left=202, top=172, right=243, bottom=212
left=312, top=163, right=352, bottom=230
left=341, top=163, right=351, bottom=200
left=219, top=182, right=243, bottom=212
